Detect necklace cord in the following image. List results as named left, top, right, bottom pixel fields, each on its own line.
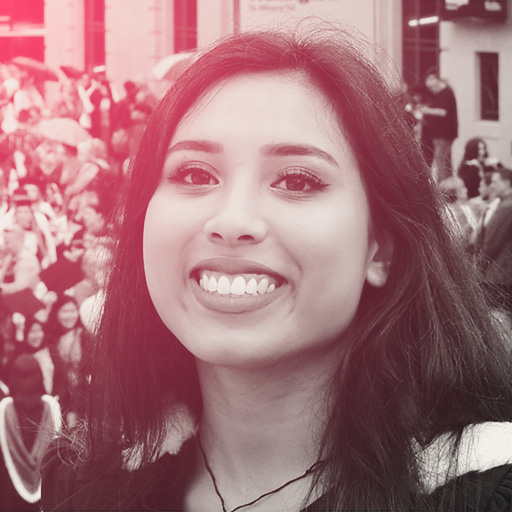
left=198, top=438, right=324, bottom=512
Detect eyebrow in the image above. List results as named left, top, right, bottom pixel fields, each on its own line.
left=166, top=140, right=223, bottom=155
left=166, top=140, right=339, bottom=167
left=262, top=143, right=339, bottom=166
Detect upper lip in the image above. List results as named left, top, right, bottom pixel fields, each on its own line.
left=190, top=257, right=287, bottom=283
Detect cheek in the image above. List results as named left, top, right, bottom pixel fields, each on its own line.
left=143, top=196, right=193, bottom=305
left=279, top=198, right=372, bottom=315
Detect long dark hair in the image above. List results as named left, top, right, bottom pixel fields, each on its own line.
left=83, top=27, right=510, bottom=509
left=460, top=136, right=488, bottom=164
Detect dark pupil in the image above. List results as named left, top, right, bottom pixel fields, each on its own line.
left=285, top=177, right=306, bottom=191
left=190, top=170, right=210, bottom=185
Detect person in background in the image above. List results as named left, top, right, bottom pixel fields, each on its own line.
left=0, top=354, right=61, bottom=511
left=53, top=80, right=82, bottom=122
left=0, top=188, right=57, bottom=268
left=66, top=241, right=111, bottom=306
left=39, top=186, right=113, bottom=296
left=422, top=72, right=458, bottom=182
left=31, top=139, right=81, bottom=192
left=46, top=295, right=84, bottom=426
left=20, top=179, right=57, bottom=221
left=457, top=137, right=488, bottom=199
left=64, top=138, right=116, bottom=207
left=11, top=317, right=55, bottom=395
left=77, top=242, right=113, bottom=334
left=438, top=176, right=476, bottom=246
left=11, top=70, right=47, bottom=127
left=477, top=165, right=512, bottom=310
left=468, top=170, right=497, bottom=231
left=0, top=223, right=41, bottom=298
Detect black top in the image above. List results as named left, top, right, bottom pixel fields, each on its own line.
left=424, top=85, right=458, bottom=140
left=41, top=436, right=512, bottom=511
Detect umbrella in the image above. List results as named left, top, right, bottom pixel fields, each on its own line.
left=60, top=65, right=85, bottom=79
left=37, top=118, right=91, bottom=147
left=10, top=56, right=59, bottom=82
left=151, top=52, right=196, bottom=81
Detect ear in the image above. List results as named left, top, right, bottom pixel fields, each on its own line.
left=365, top=231, right=394, bottom=288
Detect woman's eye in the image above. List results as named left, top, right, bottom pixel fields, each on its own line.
left=168, top=166, right=218, bottom=186
left=271, top=170, right=327, bottom=194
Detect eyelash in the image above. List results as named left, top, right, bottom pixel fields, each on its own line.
left=167, top=164, right=328, bottom=194
left=167, top=163, right=218, bottom=186
left=271, top=168, right=328, bottom=193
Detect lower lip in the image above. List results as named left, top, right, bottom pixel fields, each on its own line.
left=189, top=278, right=287, bottom=314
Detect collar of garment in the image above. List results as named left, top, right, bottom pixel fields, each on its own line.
left=122, top=405, right=512, bottom=494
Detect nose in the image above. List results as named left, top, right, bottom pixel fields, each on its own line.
left=204, top=189, right=268, bottom=245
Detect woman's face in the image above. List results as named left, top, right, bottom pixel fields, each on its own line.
left=477, top=141, right=487, bottom=161
left=57, top=301, right=79, bottom=329
left=14, top=205, right=34, bottom=229
left=143, top=73, right=389, bottom=368
left=27, top=322, right=44, bottom=349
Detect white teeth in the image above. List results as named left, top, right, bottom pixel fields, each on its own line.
left=231, top=275, right=246, bottom=295
left=207, top=275, right=217, bottom=292
left=217, top=276, right=231, bottom=295
left=257, top=277, right=269, bottom=294
left=199, top=273, right=278, bottom=296
left=246, top=277, right=258, bottom=295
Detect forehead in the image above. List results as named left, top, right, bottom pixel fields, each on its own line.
left=173, top=72, right=345, bottom=153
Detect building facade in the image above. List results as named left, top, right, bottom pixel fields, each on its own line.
left=1, top=0, right=510, bottom=165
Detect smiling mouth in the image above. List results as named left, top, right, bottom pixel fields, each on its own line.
left=194, top=270, right=284, bottom=297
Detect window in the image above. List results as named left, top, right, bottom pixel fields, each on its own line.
left=479, top=52, right=499, bottom=121
left=0, top=0, right=45, bottom=61
left=402, top=0, right=441, bottom=88
left=84, top=0, right=105, bottom=72
left=0, top=0, right=44, bottom=25
left=174, top=0, right=197, bottom=52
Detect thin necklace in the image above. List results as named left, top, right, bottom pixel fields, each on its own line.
left=198, top=438, right=324, bottom=512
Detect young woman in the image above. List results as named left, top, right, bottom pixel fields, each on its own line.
left=42, top=28, right=511, bottom=511
left=46, top=295, right=85, bottom=424
left=8, top=316, right=55, bottom=396
left=457, top=137, right=489, bottom=199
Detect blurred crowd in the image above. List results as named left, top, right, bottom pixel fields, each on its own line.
left=400, top=75, right=511, bottom=315
left=0, top=61, right=159, bottom=415
left=0, top=59, right=159, bottom=509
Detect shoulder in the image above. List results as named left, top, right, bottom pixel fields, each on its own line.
left=416, top=423, right=512, bottom=510
left=497, top=195, right=512, bottom=210
left=429, top=464, right=511, bottom=511
left=489, top=197, right=512, bottom=224
left=41, top=436, right=134, bottom=511
left=41, top=405, right=197, bottom=511
left=418, top=422, right=512, bottom=496
left=41, top=436, right=189, bottom=511
left=443, top=85, right=457, bottom=100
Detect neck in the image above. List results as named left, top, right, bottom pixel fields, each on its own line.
left=197, top=348, right=339, bottom=486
